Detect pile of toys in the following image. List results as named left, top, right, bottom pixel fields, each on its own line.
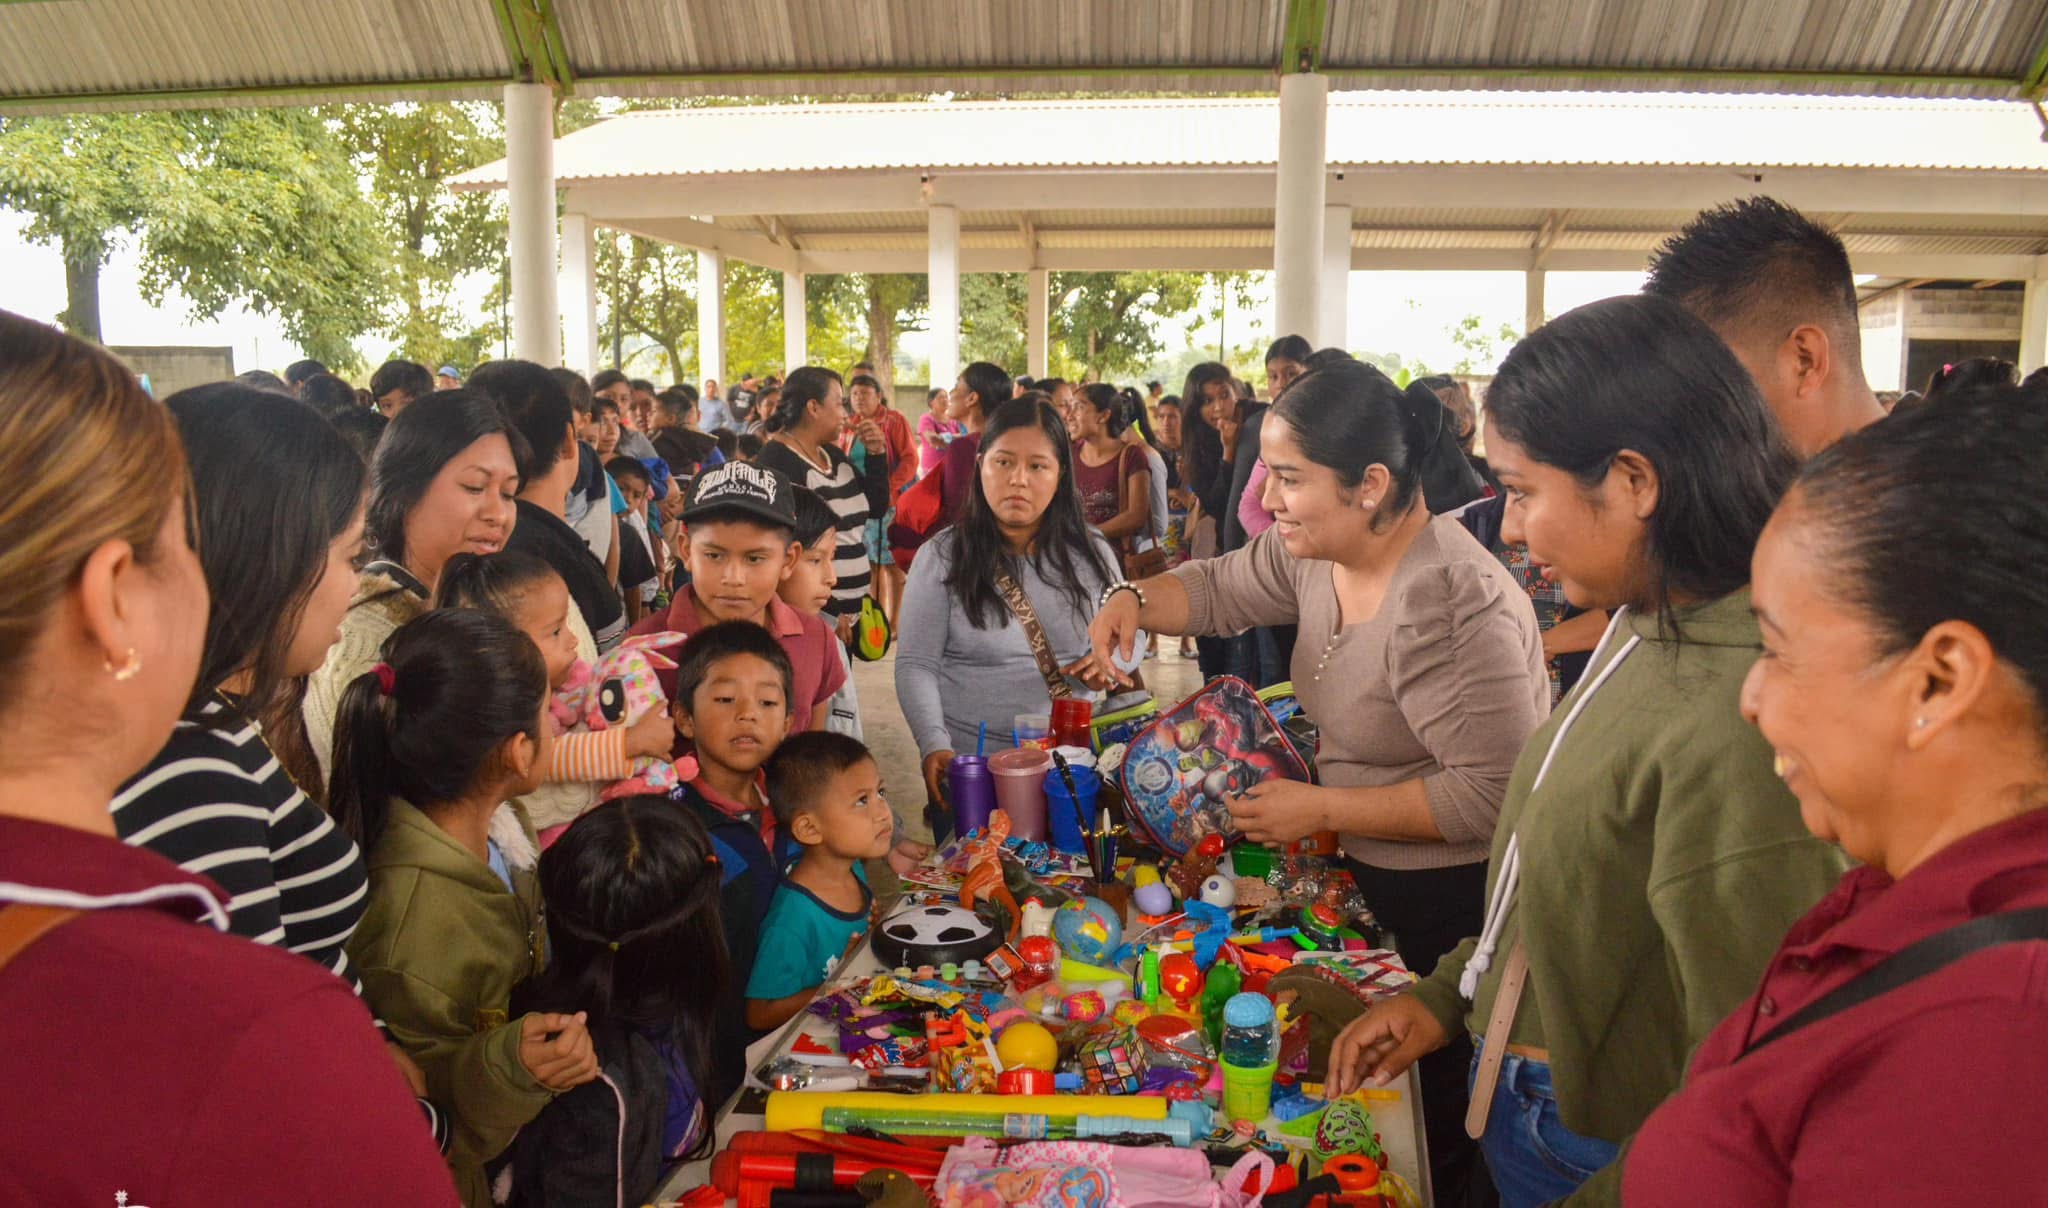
left=727, top=678, right=1425, bottom=1208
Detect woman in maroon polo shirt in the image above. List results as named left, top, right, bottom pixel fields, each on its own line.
left=1626, top=383, right=2048, bottom=1204
left=0, top=314, right=455, bottom=1205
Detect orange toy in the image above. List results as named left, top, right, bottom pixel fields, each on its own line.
left=959, top=809, right=1023, bottom=942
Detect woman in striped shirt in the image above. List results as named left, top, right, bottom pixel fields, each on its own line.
left=111, top=384, right=441, bottom=1136
left=755, top=366, right=891, bottom=634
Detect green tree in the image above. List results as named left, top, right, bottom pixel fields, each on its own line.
left=1444, top=313, right=1521, bottom=374
left=333, top=102, right=506, bottom=371
left=597, top=233, right=698, bottom=380
left=0, top=110, right=390, bottom=369
left=961, top=273, right=1026, bottom=371
left=1051, top=271, right=1249, bottom=383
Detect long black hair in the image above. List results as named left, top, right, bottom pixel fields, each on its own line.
left=468, top=359, right=574, bottom=488
left=1487, top=293, right=1796, bottom=625
left=366, top=389, right=527, bottom=567
left=1790, top=385, right=2048, bottom=740
left=1076, top=382, right=1131, bottom=439
left=760, top=365, right=842, bottom=436
left=1266, top=335, right=1313, bottom=367
left=163, top=383, right=366, bottom=722
left=1267, top=355, right=1484, bottom=526
left=518, top=797, right=728, bottom=1159
left=945, top=396, right=1115, bottom=630
left=956, top=362, right=1013, bottom=426
left=328, top=609, right=549, bottom=852
left=1178, top=361, right=1236, bottom=501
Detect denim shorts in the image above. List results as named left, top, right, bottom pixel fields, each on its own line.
left=1467, top=1039, right=1620, bottom=1208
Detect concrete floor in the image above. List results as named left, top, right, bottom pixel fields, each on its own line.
left=852, top=638, right=1206, bottom=846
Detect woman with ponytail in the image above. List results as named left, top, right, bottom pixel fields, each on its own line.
left=510, top=798, right=729, bottom=1206
left=336, top=609, right=599, bottom=1208
left=1092, top=353, right=1547, bottom=1202
left=754, top=366, right=891, bottom=627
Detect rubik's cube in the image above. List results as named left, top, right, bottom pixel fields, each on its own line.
left=1077, top=1032, right=1141, bottom=1095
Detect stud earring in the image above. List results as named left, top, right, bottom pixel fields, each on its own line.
left=1363, top=498, right=1378, bottom=511
left=1914, top=717, right=1930, bottom=729
left=106, top=648, right=142, bottom=682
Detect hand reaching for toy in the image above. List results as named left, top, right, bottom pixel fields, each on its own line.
left=624, top=709, right=673, bottom=759
left=1326, top=994, right=1448, bottom=1095
left=886, top=836, right=933, bottom=877
left=1228, top=779, right=1330, bottom=844
left=1060, top=650, right=1117, bottom=693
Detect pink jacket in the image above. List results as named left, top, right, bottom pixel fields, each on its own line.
left=1237, top=459, right=1275, bottom=539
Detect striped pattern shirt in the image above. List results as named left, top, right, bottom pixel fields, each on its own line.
left=113, top=698, right=368, bottom=985
left=757, top=439, right=886, bottom=620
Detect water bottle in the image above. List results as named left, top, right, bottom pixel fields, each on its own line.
left=1220, top=992, right=1279, bottom=1066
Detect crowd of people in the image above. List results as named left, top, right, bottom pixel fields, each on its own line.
left=6, top=194, right=2048, bottom=1207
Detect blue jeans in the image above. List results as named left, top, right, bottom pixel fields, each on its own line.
left=1467, top=1041, right=1620, bottom=1208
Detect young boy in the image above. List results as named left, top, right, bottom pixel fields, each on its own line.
left=780, top=490, right=933, bottom=878
left=605, top=454, right=662, bottom=624
left=628, top=460, right=844, bottom=731
left=745, top=732, right=895, bottom=1030
left=668, top=621, right=796, bottom=1103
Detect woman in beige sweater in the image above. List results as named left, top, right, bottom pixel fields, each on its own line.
left=305, top=393, right=601, bottom=834
left=1092, top=354, right=1548, bottom=1201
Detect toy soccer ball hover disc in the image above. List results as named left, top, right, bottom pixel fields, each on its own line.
left=872, top=902, right=1001, bottom=968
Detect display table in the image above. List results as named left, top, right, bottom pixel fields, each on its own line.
left=656, top=894, right=1433, bottom=1205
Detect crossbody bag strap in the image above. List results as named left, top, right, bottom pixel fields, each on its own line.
left=0, top=903, right=83, bottom=974
left=1737, top=906, right=2048, bottom=1062
left=993, top=565, right=1073, bottom=701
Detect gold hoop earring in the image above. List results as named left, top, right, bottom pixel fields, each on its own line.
left=106, top=648, right=142, bottom=682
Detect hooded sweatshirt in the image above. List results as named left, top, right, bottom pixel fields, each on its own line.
left=349, top=798, right=551, bottom=1208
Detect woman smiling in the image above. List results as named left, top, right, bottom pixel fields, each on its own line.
left=1623, top=383, right=2048, bottom=1204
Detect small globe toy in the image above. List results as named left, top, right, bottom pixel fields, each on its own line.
left=1052, top=895, right=1123, bottom=965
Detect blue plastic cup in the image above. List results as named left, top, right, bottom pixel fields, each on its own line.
left=1043, top=765, right=1100, bottom=854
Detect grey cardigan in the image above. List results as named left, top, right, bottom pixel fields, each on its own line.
left=1171, top=518, right=1548, bottom=870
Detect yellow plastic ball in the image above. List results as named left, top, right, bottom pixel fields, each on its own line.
left=995, top=1021, right=1059, bottom=1072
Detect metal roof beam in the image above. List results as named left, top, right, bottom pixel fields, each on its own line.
left=1280, top=0, right=1330, bottom=74
left=492, top=0, right=574, bottom=92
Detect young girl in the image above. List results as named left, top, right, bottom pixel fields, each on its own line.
left=334, top=609, right=601, bottom=1208
left=435, top=552, right=683, bottom=840
left=510, top=798, right=729, bottom=1206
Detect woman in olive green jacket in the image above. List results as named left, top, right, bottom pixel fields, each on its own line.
left=334, top=610, right=599, bottom=1208
left=1330, top=297, right=1849, bottom=1208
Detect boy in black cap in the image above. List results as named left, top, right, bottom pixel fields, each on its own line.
left=625, top=460, right=847, bottom=733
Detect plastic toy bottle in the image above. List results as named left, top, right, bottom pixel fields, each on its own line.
left=1219, top=992, right=1280, bottom=1122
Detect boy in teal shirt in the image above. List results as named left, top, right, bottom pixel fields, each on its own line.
left=744, top=731, right=897, bottom=1030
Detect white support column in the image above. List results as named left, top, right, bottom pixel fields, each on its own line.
left=505, top=83, right=559, bottom=364
left=1318, top=205, right=1351, bottom=351
left=558, top=212, right=597, bottom=374
left=1273, top=71, right=1330, bottom=344
left=696, top=248, right=725, bottom=386
left=928, top=204, right=961, bottom=392
left=1027, top=267, right=1050, bottom=379
left=783, top=271, right=807, bottom=372
left=2022, top=279, right=2047, bottom=375
left=1524, top=269, right=1547, bottom=337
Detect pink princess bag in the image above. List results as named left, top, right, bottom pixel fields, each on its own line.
left=936, top=1137, right=1272, bottom=1208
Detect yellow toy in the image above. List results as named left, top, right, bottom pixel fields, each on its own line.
left=995, top=1020, right=1058, bottom=1072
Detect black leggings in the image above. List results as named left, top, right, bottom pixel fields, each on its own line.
left=1345, top=858, right=1498, bottom=1208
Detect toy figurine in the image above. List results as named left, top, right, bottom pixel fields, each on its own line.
left=1168, top=834, right=1228, bottom=902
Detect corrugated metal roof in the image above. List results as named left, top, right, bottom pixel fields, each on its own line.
left=3, top=0, right=2046, bottom=113
left=450, top=91, right=2048, bottom=189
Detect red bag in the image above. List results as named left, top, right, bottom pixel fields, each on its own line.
left=888, top=463, right=948, bottom=569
